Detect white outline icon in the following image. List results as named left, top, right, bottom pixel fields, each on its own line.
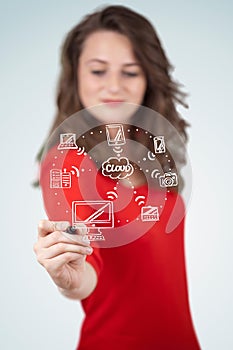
left=106, top=124, right=126, bottom=146
left=72, top=200, right=114, bottom=241
left=153, top=136, right=166, bottom=153
left=151, top=169, right=160, bottom=179
left=50, top=169, right=71, bottom=188
left=102, top=156, right=134, bottom=180
left=141, top=206, right=159, bottom=222
left=159, top=172, right=178, bottom=187
left=107, top=191, right=118, bottom=200
left=148, top=151, right=156, bottom=161
left=70, top=166, right=80, bottom=177
left=135, top=195, right=146, bottom=206
left=77, top=146, right=85, bottom=155
left=58, top=133, right=78, bottom=150
left=113, top=146, right=123, bottom=155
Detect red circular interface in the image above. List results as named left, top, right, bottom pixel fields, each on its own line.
left=39, top=105, right=189, bottom=247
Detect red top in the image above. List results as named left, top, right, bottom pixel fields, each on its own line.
left=78, top=190, right=201, bottom=349
left=40, top=148, right=201, bottom=350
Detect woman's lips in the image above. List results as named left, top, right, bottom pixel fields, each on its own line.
left=102, top=100, right=125, bottom=107
left=102, top=99, right=124, bottom=103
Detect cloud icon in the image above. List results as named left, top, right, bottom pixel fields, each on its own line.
left=102, top=157, right=134, bottom=180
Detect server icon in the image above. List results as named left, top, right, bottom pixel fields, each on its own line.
left=50, top=169, right=71, bottom=188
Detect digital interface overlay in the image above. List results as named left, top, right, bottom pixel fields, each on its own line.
left=40, top=103, right=192, bottom=248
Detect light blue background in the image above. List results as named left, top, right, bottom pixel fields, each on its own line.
left=0, top=1, right=232, bottom=349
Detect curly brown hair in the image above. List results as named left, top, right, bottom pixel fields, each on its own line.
left=49, top=5, right=188, bottom=134
left=35, top=5, right=189, bottom=190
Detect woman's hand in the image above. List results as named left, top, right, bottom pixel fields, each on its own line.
left=33, top=220, right=97, bottom=299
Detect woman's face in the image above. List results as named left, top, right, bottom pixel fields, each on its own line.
left=77, top=30, right=147, bottom=111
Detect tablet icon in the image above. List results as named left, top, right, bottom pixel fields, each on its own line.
left=141, top=206, right=159, bottom=222
left=58, top=133, right=78, bottom=150
left=106, top=124, right=126, bottom=146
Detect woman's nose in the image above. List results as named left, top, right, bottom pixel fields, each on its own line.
left=106, top=73, right=121, bottom=94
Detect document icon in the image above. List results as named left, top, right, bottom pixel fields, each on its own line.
left=141, top=206, right=159, bottom=222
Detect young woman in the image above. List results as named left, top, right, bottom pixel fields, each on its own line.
left=34, top=5, right=201, bottom=349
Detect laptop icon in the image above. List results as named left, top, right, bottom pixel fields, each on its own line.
left=58, top=133, right=78, bottom=150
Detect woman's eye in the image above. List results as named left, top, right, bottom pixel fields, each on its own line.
left=123, top=71, right=139, bottom=77
left=91, top=70, right=105, bottom=76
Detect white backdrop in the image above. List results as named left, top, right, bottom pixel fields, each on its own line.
left=0, top=1, right=232, bottom=349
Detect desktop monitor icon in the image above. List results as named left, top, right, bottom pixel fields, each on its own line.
left=72, top=200, right=114, bottom=241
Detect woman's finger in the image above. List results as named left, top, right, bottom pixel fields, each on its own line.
left=39, top=230, right=90, bottom=249
left=65, top=223, right=88, bottom=236
left=38, top=220, right=70, bottom=238
left=43, top=252, right=86, bottom=274
left=39, top=242, right=93, bottom=260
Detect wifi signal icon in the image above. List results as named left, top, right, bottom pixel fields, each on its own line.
left=148, top=151, right=156, bottom=161
left=151, top=169, right=160, bottom=179
left=70, top=166, right=80, bottom=177
left=135, top=195, right=146, bottom=206
left=107, top=191, right=118, bottom=200
left=77, top=146, right=85, bottom=155
left=113, top=147, right=123, bottom=154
